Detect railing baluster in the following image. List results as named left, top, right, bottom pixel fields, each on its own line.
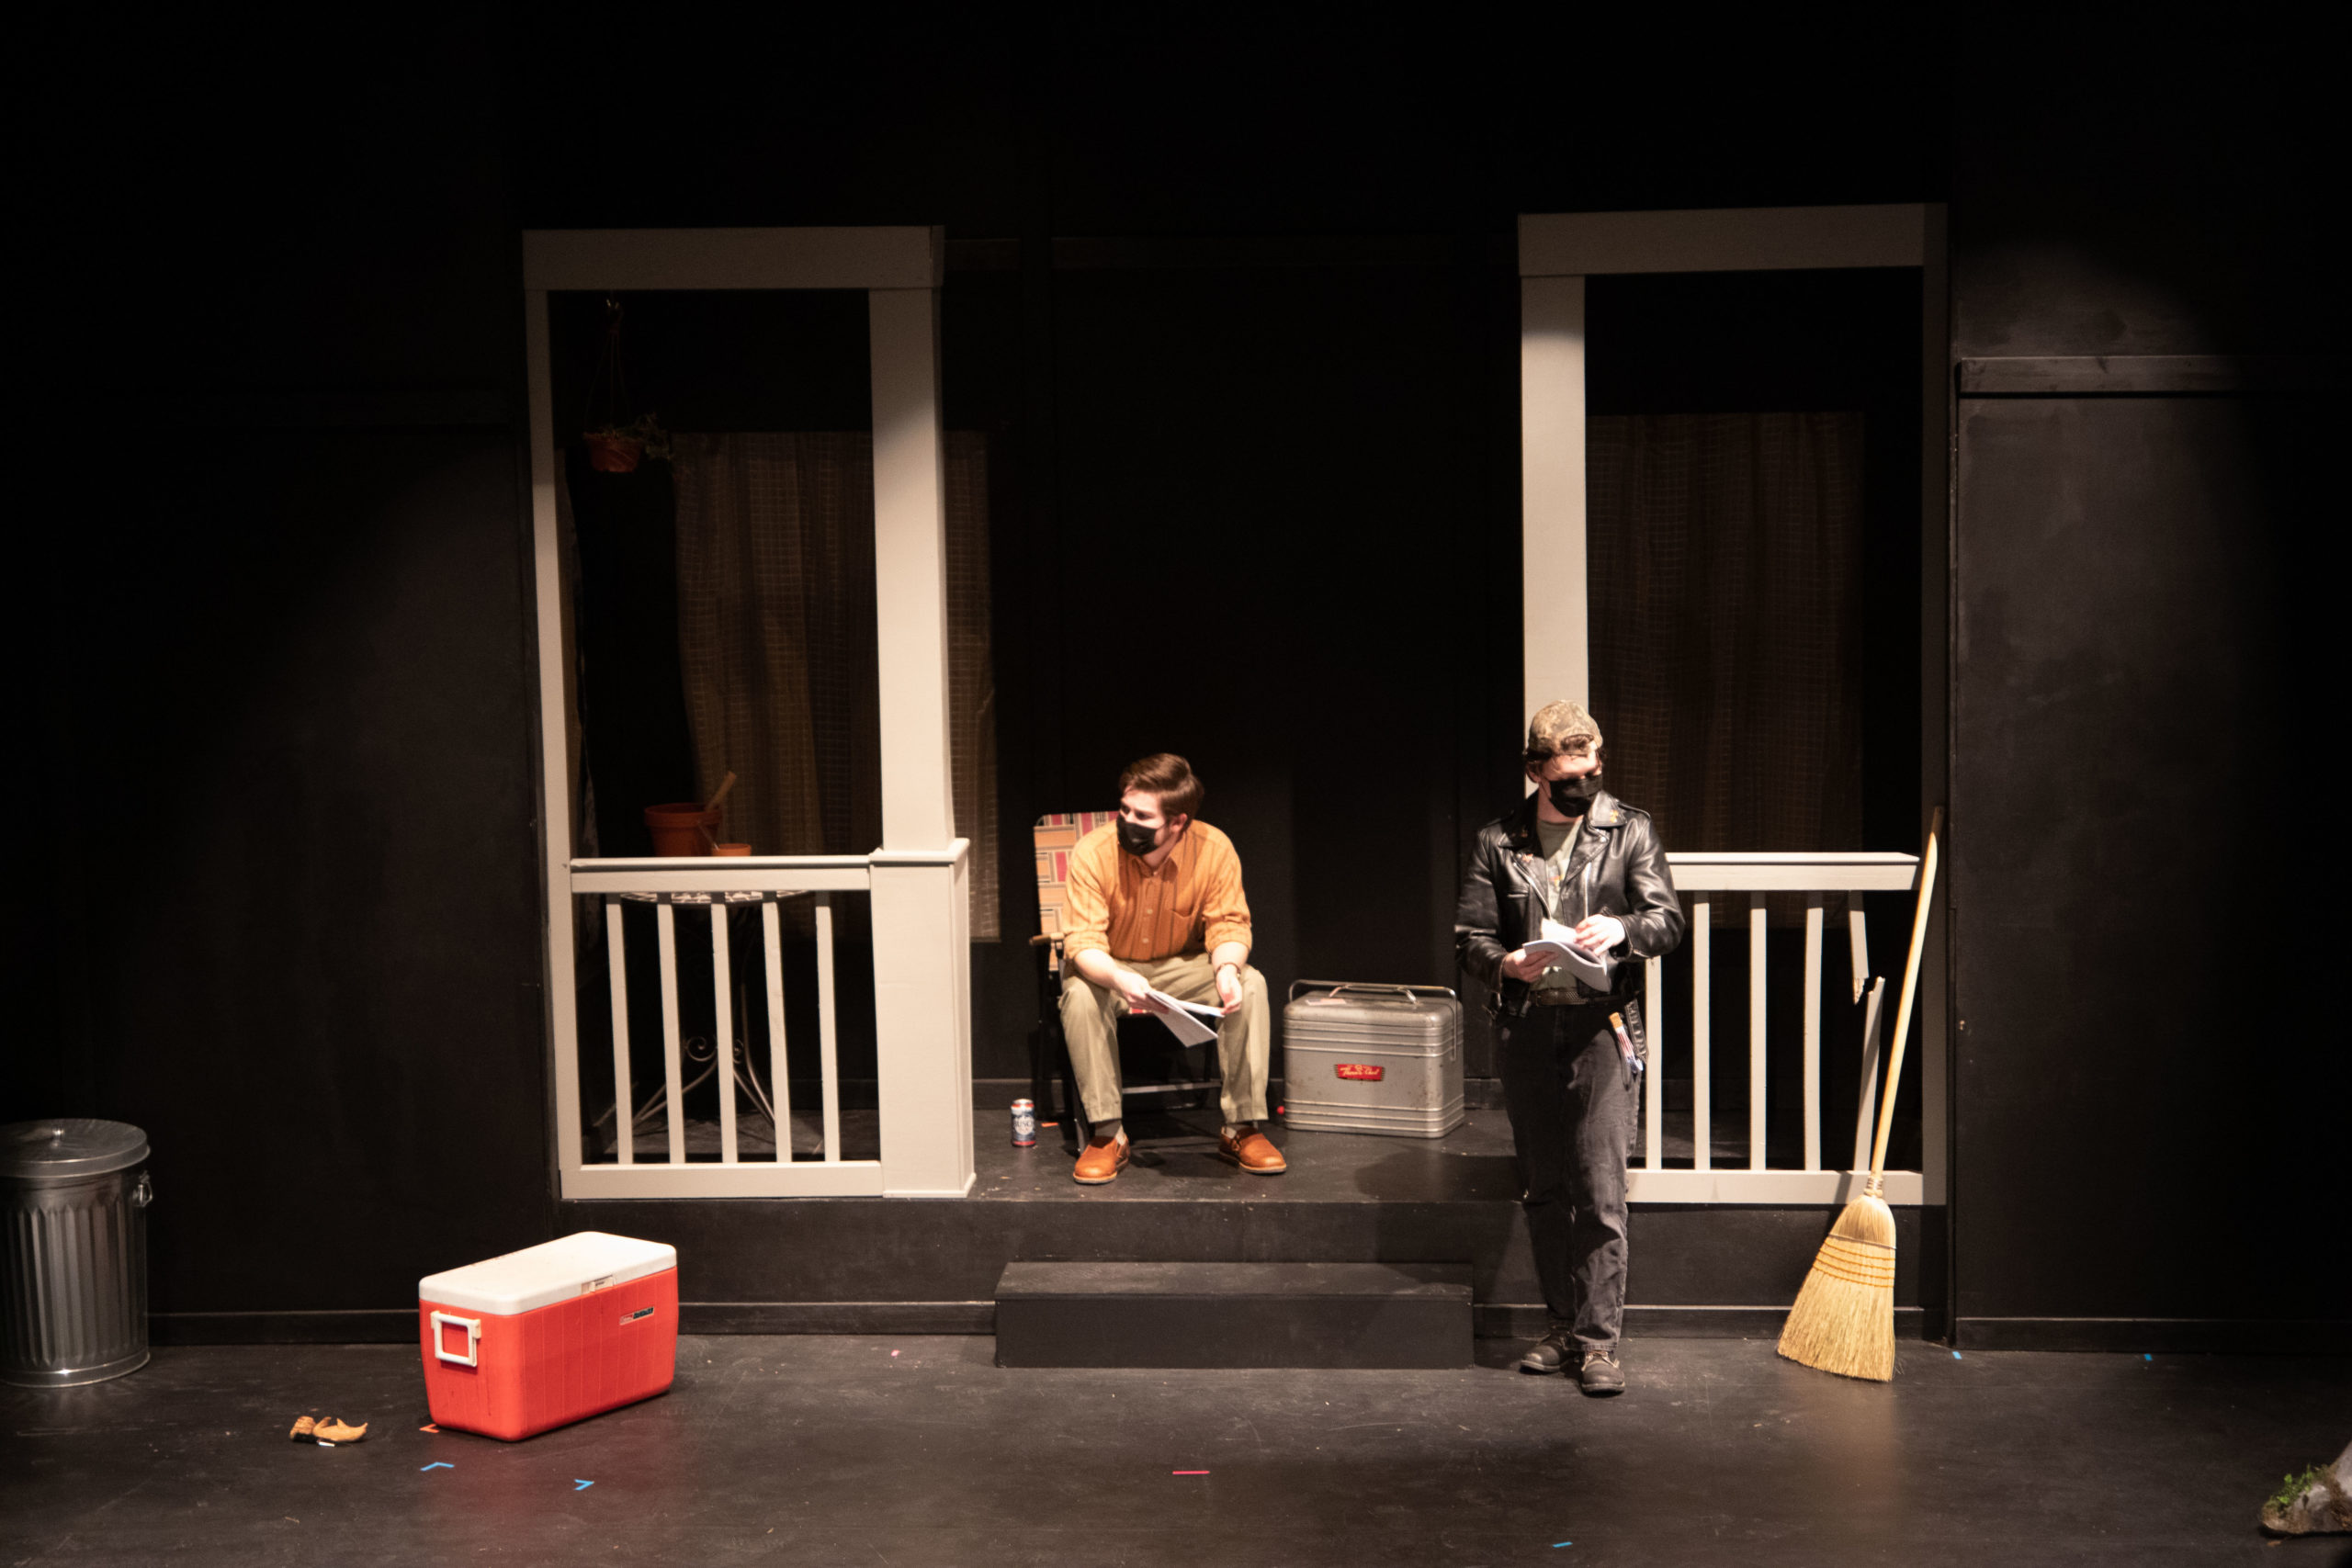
left=605, top=898, right=632, bottom=1167
left=1848, top=907, right=1871, bottom=1004
left=712, top=903, right=737, bottom=1166
left=816, top=891, right=842, bottom=1163
left=1802, top=895, right=1824, bottom=1171
left=762, top=898, right=791, bottom=1163
left=1853, top=976, right=1886, bottom=1171
left=1643, top=956, right=1663, bottom=1168
left=1691, top=899, right=1711, bottom=1172
left=1749, top=894, right=1768, bottom=1171
left=656, top=901, right=685, bottom=1163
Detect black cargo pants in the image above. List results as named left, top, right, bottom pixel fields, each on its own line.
left=1497, top=998, right=1637, bottom=1354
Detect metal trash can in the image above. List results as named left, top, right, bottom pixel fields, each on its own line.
left=1, top=1120, right=153, bottom=1387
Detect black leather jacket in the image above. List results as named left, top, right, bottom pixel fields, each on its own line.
left=1454, top=789, right=1685, bottom=1017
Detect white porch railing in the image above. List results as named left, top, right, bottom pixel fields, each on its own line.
left=550, top=844, right=971, bottom=1200
left=545, top=843, right=1919, bottom=1206
left=1624, top=852, right=1930, bottom=1205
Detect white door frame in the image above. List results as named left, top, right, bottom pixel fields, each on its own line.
left=1518, top=204, right=1951, bottom=1202
left=522, top=226, right=975, bottom=1199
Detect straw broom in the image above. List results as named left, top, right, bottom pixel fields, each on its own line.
left=1778, top=807, right=1942, bottom=1382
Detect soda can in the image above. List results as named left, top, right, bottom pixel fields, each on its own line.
left=1011, top=1100, right=1037, bottom=1146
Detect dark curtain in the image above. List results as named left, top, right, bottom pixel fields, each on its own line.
left=1587, top=412, right=1865, bottom=895
left=670, top=432, right=999, bottom=938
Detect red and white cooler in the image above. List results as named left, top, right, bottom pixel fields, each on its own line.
left=417, top=1231, right=677, bottom=1441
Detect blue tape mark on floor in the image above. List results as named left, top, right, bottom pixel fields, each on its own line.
left=420, top=1462, right=453, bottom=1472
left=574, top=1480, right=594, bottom=1492
left=1553, top=1542, right=1572, bottom=1548
left=2143, top=1354, right=2153, bottom=1362
left=1952, top=1351, right=1962, bottom=1359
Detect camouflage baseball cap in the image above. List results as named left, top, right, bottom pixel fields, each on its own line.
left=1524, top=699, right=1604, bottom=763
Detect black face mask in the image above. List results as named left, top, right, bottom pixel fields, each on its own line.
left=1545, top=774, right=1600, bottom=818
left=1116, top=818, right=1160, bottom=856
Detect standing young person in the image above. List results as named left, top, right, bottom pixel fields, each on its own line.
left=1455, top=701, right=1684, bottom=1393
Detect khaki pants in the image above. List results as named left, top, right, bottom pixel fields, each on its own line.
left=1058, top=953, right=1271, bottom=1128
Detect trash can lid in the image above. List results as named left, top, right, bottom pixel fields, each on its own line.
left=0, top=1120, right=150, bottom=1179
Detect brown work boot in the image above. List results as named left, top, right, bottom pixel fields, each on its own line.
left=1218, top=1124, right=1287, bottom=1174
left=1072, top=1130, right=1129, bottom=1185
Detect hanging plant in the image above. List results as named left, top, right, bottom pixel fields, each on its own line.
left=580, top=295, right=671, bottom=473
left=585, top=412, right=673, bottom=474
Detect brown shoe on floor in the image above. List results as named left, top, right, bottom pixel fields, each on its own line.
left=1218, top=1125, right=1287, bottom=1174
left=1072, top=1131, right=1129, bottom=1185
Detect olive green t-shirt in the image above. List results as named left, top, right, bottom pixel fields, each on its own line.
left=1531, top=815, right=1583, bottom=998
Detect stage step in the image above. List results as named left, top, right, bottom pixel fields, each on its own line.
left=992, top=1261, right=1472, bottom=1369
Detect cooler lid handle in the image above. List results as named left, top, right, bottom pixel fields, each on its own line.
left=1288, top=979, right=1458, bottom=1004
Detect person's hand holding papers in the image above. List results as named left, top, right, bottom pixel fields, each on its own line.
left=1113, top=969, right=1168, bottom=1014
left=1500, top=947, right=1551, bottom=982
left=1503, top=918, right=1610, bottom=991
left=1568, top=914, right=1625, bottom=954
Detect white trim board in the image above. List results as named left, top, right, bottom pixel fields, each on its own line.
left=1626, top=1168, right=1924, bottom=1205
left=564, top=1163, right=889, bottom=1200
left=1521, top=274, right=1587, bottom=722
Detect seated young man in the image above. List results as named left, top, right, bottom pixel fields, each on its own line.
left=1057, top=753, right=1283, bottom=1185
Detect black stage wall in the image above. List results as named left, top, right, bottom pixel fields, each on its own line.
left=1945, top=22, right=2343, bottom=1349
left=15, top=13, right=2334, bottom=1343
left=10, top=23, right=549, bottom=1339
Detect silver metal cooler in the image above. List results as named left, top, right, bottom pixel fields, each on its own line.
left=1281, top=982, right=1464, bottom=1138
left=0, top=1120, right=153, bottom=1387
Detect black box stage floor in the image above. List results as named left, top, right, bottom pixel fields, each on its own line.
left=993, top=1260, right=1473, bottom=1368
left=19, top=1337, right=2350, bottom=1566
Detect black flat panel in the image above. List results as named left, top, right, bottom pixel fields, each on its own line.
left=994, top=1261, right=1471, bottom=1368
left=1952, top=393, right=2339, bottom=1323
left=32, top=426, right=551, bottom=1315
left=561, top=1117, right=1937, bottom=1318
left=148, top=1311, right=416, bottom=1346
left=680, top=1302, right=995, bottom=1336
left=998, top=1259, right=1473, bottom=1299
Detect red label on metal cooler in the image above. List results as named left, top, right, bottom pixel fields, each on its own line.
left=1335, top=1064, right=1384, bottom=1081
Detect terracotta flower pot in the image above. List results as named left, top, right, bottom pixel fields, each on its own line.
left=586, top=433, right=643, bottom=473
left=642, top=803, right=721, bottom=856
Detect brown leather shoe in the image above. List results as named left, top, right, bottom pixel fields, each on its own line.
left=1072, top=1131, right=1129, bottom=1185
left=1218, top=1126, right=1287, bottom=1174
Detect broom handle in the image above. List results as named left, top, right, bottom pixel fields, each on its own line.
left=1869, top=807, right=1943, bottom=1180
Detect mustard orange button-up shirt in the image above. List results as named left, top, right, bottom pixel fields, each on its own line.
left=1059, top=821, right=1252, bottom=966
